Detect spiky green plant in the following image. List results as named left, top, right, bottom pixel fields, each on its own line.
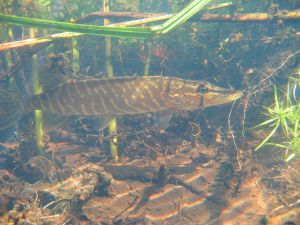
left=253, top=79, right=300, bottom=162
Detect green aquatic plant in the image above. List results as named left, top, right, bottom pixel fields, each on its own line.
left=32, top=44, right=44, bottom=150
left=253, top=80, right=300, bottom=162
left=103, top=0, right=118, bottom=161
left=0, top=0, right=213, bottom=38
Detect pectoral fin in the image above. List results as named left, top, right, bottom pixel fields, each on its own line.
left=153, top=111, right=174, bottom=130
left=88, top=116, right=115, bottom=131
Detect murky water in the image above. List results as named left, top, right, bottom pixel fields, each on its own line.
left=0, top=0, right=300, bottom=224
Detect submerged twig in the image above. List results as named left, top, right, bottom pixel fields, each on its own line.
left=0, top=15, right=168, bottom=52
left=79, top=9, right=300, bottom=23
left=249, top=49, right=300, bottom=96
left=3, top=8, right=300, bottom=52
left=228, top=100, right=242, bottom=170
left=76, top=12, right=170, bottom=23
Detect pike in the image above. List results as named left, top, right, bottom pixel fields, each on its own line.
left=0, top=76, right=243, bottom=131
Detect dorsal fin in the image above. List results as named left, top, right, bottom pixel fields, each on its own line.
left=39, top=71, right=68, bottom=91
left=38, top=53, right=78, bottom=91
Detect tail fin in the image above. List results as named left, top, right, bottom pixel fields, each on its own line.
left=0, top=86, right=24, bottom=131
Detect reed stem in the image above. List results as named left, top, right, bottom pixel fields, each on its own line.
left=31, top=28, right=44, bottom=150
left=103, top=0, right=118, bottom=161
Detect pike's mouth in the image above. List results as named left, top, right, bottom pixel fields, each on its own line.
left=226, top=90, right=243, bottom=101
left=209, top=90, right=243, bottom=106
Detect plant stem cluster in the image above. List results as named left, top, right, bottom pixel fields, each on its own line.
left=254, top=79, right=300, bottom=162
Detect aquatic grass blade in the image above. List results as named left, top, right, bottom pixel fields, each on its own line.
left=265, top=143, right=287, bottom=148
left=293, top=83, right=298, bottom=101
left=254, top=78, right=300, bottom=161
left=0, top=14, right=154, bottom=38
left=273, top=85, right=280, bottom=111
left=0, top=0, right=213, bottom=38
left=286, top=153, right=296, bottom=162
left=280, top=116, right=290, bottom=135
left=249, top=117, right=277, bottom=130
left=262, top=105, right=277, bottom=114
left=152, top=0, right=213, bottom=34
left=255, top=121, right=280, bottom=151
left=287, top=82, right=293, bottom=105
left=294, top=120, right=299, bottom=136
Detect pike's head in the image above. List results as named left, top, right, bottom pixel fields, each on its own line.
left=165, top=78, right=243, bottom=110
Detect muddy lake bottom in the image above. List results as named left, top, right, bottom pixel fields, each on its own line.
left=0, top=115, right=300, bottom=225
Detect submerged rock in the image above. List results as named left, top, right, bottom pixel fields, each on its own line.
left=14, top=156, right=57, bottom=183
left=83, top=180, right=151, bottom=224
left=104, top=158, right=161, bottom=182
left=26, top=163, right=111, bottom=202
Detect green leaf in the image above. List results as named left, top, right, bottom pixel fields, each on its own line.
left=0, top=13, right=154, bottom=38
left=286, top=153, right=296, bottom=162
left=294, top=120, right=299, bottom=136
left=265, top=143, right=287, bottom=148
left=37, top=0, right=51, bottom=7
left=152, top=0, right=213, bottom=34
left=249, top=117, right=278, bottom=130
left=255, top=121, right=280, bottom=151
left=0, top=0, right=214, bottom=39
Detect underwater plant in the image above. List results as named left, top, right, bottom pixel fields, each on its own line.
left=253, top=78, right=300, bottom=162
left=0, top=0, right=213, bottom=38
left=0, top=0, right=214, bottom=158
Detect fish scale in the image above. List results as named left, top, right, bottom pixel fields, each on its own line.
left=30, top=77, right=166, bottom=116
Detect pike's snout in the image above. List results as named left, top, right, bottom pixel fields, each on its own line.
left=225, top=90, right=243, bottom=102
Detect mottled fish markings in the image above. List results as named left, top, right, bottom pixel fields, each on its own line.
left=0, top=76, right=243, bottom=131
left=28, top=76, right=242, bottom=116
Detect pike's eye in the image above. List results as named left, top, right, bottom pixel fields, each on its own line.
left=197, top=86, right=208, bottom=95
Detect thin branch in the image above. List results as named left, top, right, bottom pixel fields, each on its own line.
left=78, top=9, right=300, bottom=23
left=3, top=9, right=300, bottom=52
left=76, top=12, right=170, bottom=23
left=0, top=15, right=171, bottom=51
